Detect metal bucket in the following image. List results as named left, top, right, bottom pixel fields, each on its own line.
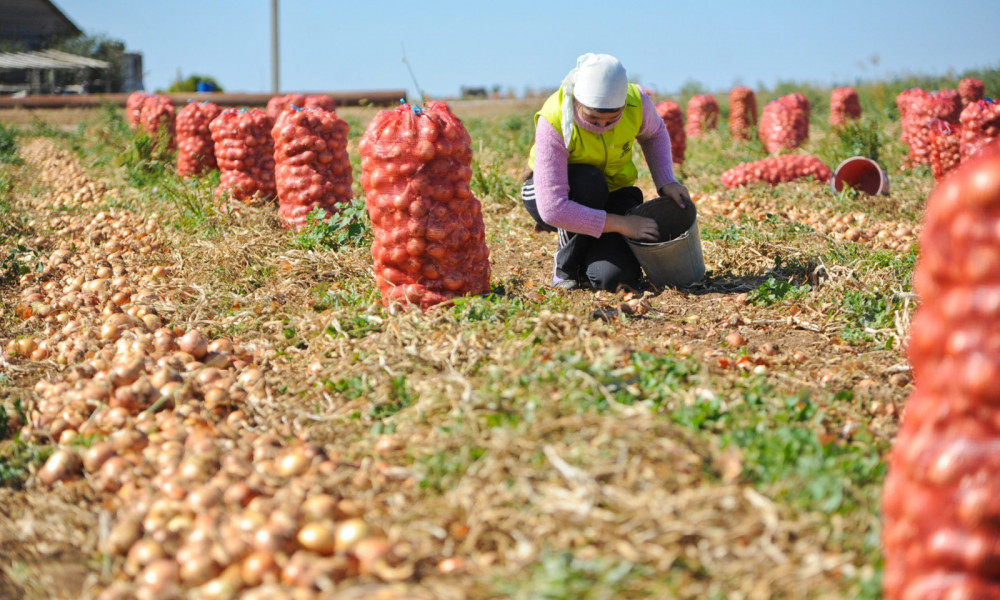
left=626, top=197, right=706, bottom=288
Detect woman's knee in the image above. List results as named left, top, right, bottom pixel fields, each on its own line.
left=586, top=257, right=642, bottom=291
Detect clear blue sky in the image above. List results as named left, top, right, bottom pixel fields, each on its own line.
left=53, top=0, right=999, bottom=99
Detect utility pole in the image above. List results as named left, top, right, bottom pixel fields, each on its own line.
left=271, top=0, right=279, bottom=94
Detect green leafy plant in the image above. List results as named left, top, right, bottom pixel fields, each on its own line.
left=832, top=115, right=886, bottom=164
left=0, top=400, right=51, bottom=489
left=294, top=200, right=372, bottom=251
left=840, top=289, right=903, bottom=345
left=497, top=548, right=648, bottom=600
left=1, top=244, right=41, bottom=285
left=747, top=276, right=812, bottom=306
left=0, top=122, right=20, bottom=164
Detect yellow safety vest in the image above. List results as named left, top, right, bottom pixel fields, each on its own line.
left=528, top=83, right=644, bottom=192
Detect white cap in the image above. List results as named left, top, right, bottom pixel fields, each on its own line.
left=571, top=53, right=628, bottom=109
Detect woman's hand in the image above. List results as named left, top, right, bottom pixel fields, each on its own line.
left=604, top=213, right=659, bottom=242
left=658, top=181, right=691, bottom=208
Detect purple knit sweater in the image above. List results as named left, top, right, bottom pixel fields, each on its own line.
left=532, top=91, right=677, bottom=238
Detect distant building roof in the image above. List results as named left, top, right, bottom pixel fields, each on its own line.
left=0, top=0, right=82, bottom=49
left=0, top=49, right=108, bottom=70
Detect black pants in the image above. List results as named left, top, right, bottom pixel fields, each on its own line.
left=522, top=164, right=643, bottom=290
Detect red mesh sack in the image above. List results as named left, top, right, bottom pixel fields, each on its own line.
left=959, top=77, right=985, bottom=107
left=304, top=94, right=337, bottom=112
left=685, top=94, right=718, bottom=138
left=655, top=100, right=686, bottom=165
left=729, top=86, right=757, bottom=140
left=138, top=94, right=176, bottom=150
left=897, top=88, right=927, bottom=148
left=359, top=102, right=491, bottom=309
left=209, top=108, right=276, bottom=206
left=959, top=99, right=1000, bottom=162
left=266, top=94, right=307, bottom=120
left=176, top=101, right=221, bottom=178
left=759, top=93, right=810, bottom=154
left=928, top=119, right=962, bottom=181
left=881, top=139, right=1000, bottom=600
left=272, top=106, right=353, bottom=231
left=829, top=87, right=861, bottom=127
left=902, top=90, right=962, bottom=167
left=126, top=91, right=149, bottom=130
left=720, top=154, right=830, bottom=188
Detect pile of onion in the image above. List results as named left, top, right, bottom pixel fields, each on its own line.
left=685, top=94, right=718, bottom=139
left=271, top=106, right=353, bottom=231
left=829, top=87, right=861, bottom=127
left=138, top=94, right=177, bottom=150
left=728, top=86, right=757, bottom=141
left=176, top=101, right=221, bottom=178
left=655, top=100, right=686, bottom=165
left=959, top=99, right=1000, bottom=162
left=882, top=139, right=1000, bottom=599
left=759, top=93, right=810, bottom=154
left=126, top=91, right=150, bottom=130
left=898, top=89, right=962, bottom=167
left=359, top=102, right=491, bottom=309
left=958, top=77, right=985, bottom=107
left=209, top=108, right=277, bottom=206
left=720, top=154, right=831, bottom=188
left=928, top=119, right=962, bottom=181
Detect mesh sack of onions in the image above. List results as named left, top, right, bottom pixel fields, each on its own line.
left=959, top=77, right=985, bottom=107
left=759, top=93, right=810, bottom=154
left=304, top=94, right=337, bottom=112
left=902, top=90, right=962, bottom=167
left=685, top=94, right=718, bottom=138
left=175, top=101, right=221, bottom=178
left=138, top=94, right=176, bottom=150
left=125, top=91, right=149, bottom=130
left=897, top=88, right=927, bottom=148
left=881, top=139, right=1000, bottom=600
left=928, top=119, right=962, bottom=181
left=209, top=108, right=276, bottom=206
left=272, top=106, right=353, bottom=231
left=266, top=94, right=307, bottom=120
left=720, top=154, right=830, bottom=188
left=959, top=99, right=1000, bottom=162
left=728, top=86, right=757, bottom=140
left=829, top=87, right=861, bottom=127
left=359, top=102, right=491, bottom=309
left=655, top=100, right=686, bottom=165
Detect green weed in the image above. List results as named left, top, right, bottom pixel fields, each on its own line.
left=418, top=445, right=486, bottom=493
left=0, top=400, right=52, bottom=489
left=0, top=122, right=20, bottom=164
left=497, top=549, right=649, bottom=600
left=747, top=276, right=812, bottom=306
left=293, top=200, right=372, bottom=251
left=0, top=244, right=42, bottom=286
left=471, top=156, right=518, bottom=204
left=839, top=289, right=903, bottom=346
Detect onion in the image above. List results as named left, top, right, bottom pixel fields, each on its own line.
left=178, top=330, right=208, bottom=359
left=37, top=449, right=82, bottom=486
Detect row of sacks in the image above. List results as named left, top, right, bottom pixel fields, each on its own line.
left=123, top=93, right=491, bottom=311
left=653, top=85, right=869, bottom=164
left=124, top=92, right=348, bottom=231
left=655, top=77, right=989, bottom=188
left=896, top=83, right=997, bottom=180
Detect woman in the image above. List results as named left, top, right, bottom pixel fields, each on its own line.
left=522, top=53, right=690, bottom=290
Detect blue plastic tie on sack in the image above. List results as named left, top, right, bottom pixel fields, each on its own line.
left=399, top=98, right=423, bottom=115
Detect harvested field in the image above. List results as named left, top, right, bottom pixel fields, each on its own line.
left=0, top=90, right=935, bottom=599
